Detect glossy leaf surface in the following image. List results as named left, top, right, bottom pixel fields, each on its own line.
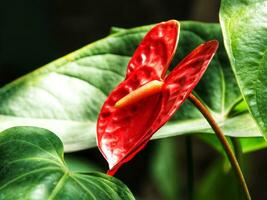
left=0, top=127, right=134, bottom=200
left=220, top=0, right=267, bottom=138
left=0, top=22, right=265, bottom=153
left=64, top=154, right=102, bottom=173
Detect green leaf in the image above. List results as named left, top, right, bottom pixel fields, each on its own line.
left=0, top=21, right=263, bottom=152
left=219, top=0, right=267, bottom=138
left=110, top=27, right=126, bottom=34
left=64, top=154, right=102, bottom=173
left=0, top=126, right=135, bottom=200
left=197, top=133, right=267, bottom=154
left=196, top=134, right=267, bottom=154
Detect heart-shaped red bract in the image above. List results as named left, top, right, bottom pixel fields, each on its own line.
left=97, top=20, right=218, bottom=175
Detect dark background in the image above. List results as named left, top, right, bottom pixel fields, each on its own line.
left=0, top=0, right=220, bottom=86
left=1, top=0, right=266, bottom=199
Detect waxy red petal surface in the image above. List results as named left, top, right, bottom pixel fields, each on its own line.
left=126, top=20, right=179, bottom=79
left=97, top=21, right=179, bottom=174
left=97, top=67, right=163, bottom=170
left=107, top=41, right=219, bottom=175
left=97, top=20, right=218, bottom=176
left=141, top=40, right=219, bottom=142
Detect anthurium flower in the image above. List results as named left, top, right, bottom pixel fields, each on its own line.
left=97, top=20, right=218, bottom=176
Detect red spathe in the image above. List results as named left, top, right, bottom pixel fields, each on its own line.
left=97, top=20, right=218, bottom=176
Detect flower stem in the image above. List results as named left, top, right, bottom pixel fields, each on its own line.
left=186, top=136, right=194, bottom=200
left=188, top=93, right=251, bottom=200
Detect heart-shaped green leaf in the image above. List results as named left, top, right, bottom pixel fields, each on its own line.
left=0, top=21, right=265, bottom=152
left=220, top=0, right=267, bottom=138
left=0, top=127, right=135, bottom=200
